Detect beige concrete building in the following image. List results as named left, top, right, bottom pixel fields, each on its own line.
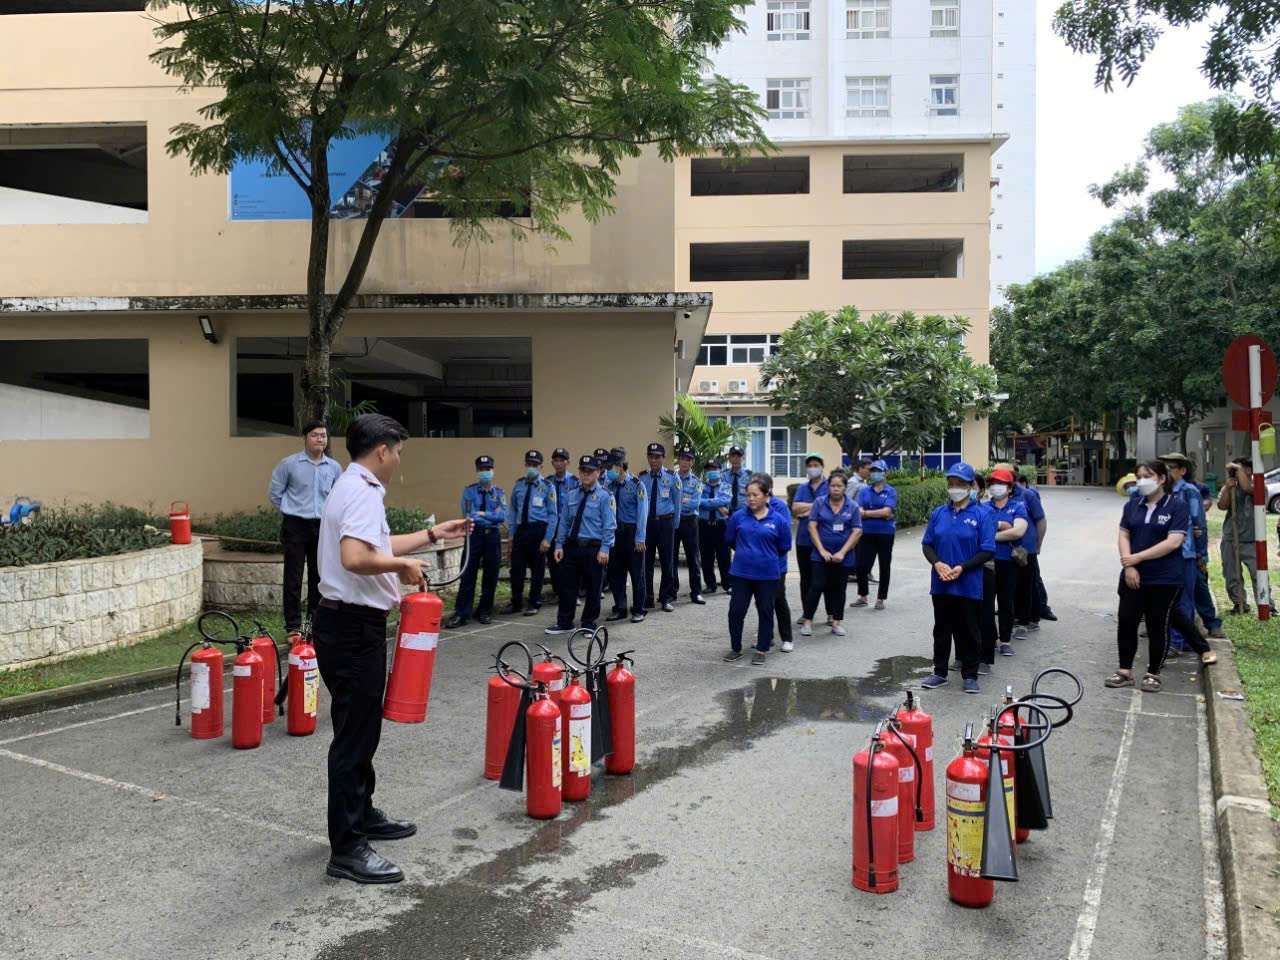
left=0, top=8, right=707, bottom=523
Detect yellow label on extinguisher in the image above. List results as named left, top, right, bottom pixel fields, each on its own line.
left=550, top=716, right=562, bottom=789
left=303, top=670, right=319, bottom=716
left=1002, top=774, right=1015, bottom=836
left=947, top=797, right=984, bottom=876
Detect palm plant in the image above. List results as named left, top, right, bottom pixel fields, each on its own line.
left=658, top=395, right=751, bottom=472
left=325, top=366, right=377, bottom=436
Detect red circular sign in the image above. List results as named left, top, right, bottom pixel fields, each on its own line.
left=1223, top=334, right=1278, bottom=408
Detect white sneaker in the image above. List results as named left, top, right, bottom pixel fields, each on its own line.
left=781, top=640, right=795, bottom=652
left=831, top=624, right=847, bottom=637
left=799, top=623, right=813, bottom=636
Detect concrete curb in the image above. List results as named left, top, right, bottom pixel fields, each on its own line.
left=1202, top=634, right=1280, bottom=960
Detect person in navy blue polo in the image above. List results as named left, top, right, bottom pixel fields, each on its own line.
left=503, top=449, right=556, bottom=616
left=854, top=459, right=897, bottom=610
left=636, top=442, right=679, bottom=612
left=986, top=468, right=1029, bottom=661
left=724, top=473, right=792, bottom=666
left=446, top=455, right=506, bottom=628
left=920, top=463, right=996, bottom=695
left=790, top=452, right=828, bottom=619
left=1105, top=460, right=1214, bottom=694
left=799, top=469, right=861, bottom=639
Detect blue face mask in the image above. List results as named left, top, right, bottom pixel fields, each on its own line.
left=476, top=470, right=494, bottom=484
left=525, top=466, right=540, bottom=480
left=969, top=490, right=978, bottom=503
left=706, top=471, right=721, bottom=482
left=605, top=469, right=619, bottom=483
left=869, top=471, right=885, bottom=483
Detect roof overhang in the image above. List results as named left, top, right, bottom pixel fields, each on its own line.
left=766, top=134, right=1011, bottom=153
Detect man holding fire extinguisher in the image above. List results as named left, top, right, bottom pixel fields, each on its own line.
left=314, top=413, right=471, bottom=885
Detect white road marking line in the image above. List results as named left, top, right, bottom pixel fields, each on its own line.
left=1196, top=700, right=1228, bottom=959
left=0, top=746, right=329, bottom=847
left=1067, top=689, right=1138, bottom=960
left=0, top=700, right=179, bottom=746
left=583, top=912, right=785, bottom=960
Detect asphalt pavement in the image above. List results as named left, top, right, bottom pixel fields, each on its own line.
left=0, top=488, right=1226, bottom=960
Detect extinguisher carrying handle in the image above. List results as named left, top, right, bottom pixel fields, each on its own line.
left=886, top=717, right=925, bottom=823
left=989, top=702, right=1053, bottom=753
left=1027, top=668, right=1084, bottom=728
left=1015, top=691, right=1074, bottom=730
left=567, top=625, right=609, bottom=669
left=495, top=640, right=535, bottom=690
left=613, top=649, right=636, bottom=667
left=197, top=609, right=241, bottom=646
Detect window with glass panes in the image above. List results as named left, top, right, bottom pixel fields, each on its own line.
left=767, top=79, right=810, bottom=119
left=696, top=334, right=782, bottom=366
left=846, top=0, right=890, bottom=39
left=767, top=0, right=810, bottom=41
left=930, top=0, right=959, bottom=38
left=929, top=75, right=958, bottom=116
left=856, top=428, right=963, bottom=470
left=846, top=76, right=890, bottom=118
left=720, top=415, right=807, bottom=477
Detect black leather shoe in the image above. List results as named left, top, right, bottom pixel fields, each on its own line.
left=1039, top=608, right=1058, bottom=622
left=500, top=603, right=522, bottom=615
left=476, top=612, right=492, bottom=625
left=690, top=595, right=706, bottom=605
left=356, top=808, right=417, bottom=840
left=661, top=601, right=674, bottom=613
left=326, top=843, right=404, bottom=884
left=704, top=586, right=718, bottom=594
left=606, top=611, right=628, bottom=622
left=523, top=605, right=541, bottom=617
left=444, top=614, right=467, bottom=629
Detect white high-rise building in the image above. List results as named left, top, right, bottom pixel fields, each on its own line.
left=705, top=0, right=1036, bottom=303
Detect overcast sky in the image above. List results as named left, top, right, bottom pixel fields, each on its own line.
left=1035, top=1, right=1221, bottom=274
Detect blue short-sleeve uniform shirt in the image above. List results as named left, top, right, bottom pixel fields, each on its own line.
left=921, top=500, right=997, bottom=600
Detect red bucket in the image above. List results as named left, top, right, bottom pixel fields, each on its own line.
left=170, top=500, right=191, bottom=545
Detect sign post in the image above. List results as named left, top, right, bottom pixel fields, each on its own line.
left=1223, top=335, right=1277, bottom=620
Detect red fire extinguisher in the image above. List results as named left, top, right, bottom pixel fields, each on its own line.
left=852, top=721, right=900, bottom=894
left=495, top=649, right=563, bottom=819
left=283, top=629, right=319, bottom=737
left=883, top=718, right=924, bottom=864
left=560, top=670, right=593, bottom=802
left=384, top=587, right=443, bottom=723
left=946, top=722, right=993, bottom=907
left=249, top=623, right=282, bottom=725
left=487, top=642, right=534, bottom=781
left=895, top=691, right=934, bottom=831
left=232, top=642, right=265, bottom=750
left=176, top=639, right=224, bottom=739
left=605, top=650, right=636, bottom=775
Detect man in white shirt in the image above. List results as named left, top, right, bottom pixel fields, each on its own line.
left=315, top=414, right=470, bottom=885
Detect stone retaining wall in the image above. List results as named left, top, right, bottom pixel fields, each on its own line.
left=202, top=539, right=467, bottom=611
left=0, top=542, right=204, bottom=671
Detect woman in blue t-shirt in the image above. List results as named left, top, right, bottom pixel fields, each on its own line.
left=1106, top=460, right=1215, bottom=694
left=724, top=473, right=793, bottom=666
left=853, top=459, right=897, bottom=610
left=800, top=470, right=862, bottom=638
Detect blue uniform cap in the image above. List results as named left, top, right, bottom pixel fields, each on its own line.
left=728, top=445, right=745, bottom=456
left=647, top=442, right=665, bottom=456
left=946, top=462, right=976, bottom=483
left=579, top=455, right=603, bottom=471
left=475, top=455, right=495, bottom=469
left=677, top=447, right=695, bottom=460
left=870, top=459, right=888, bottom=473
left=593, top=447, right=610, bottom=461
left=604, top=451, right=624, bottom=468
left=705, top=459, right=721, bottom=470
left=524, top=449, right=543, bottom=465
left=551, top=448, right=570, bottom=461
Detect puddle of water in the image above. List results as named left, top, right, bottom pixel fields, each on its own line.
left=313, top=656, right=930, bottom=960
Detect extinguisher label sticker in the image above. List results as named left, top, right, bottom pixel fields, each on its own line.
left=898, top=765, right=915, bottom=783
left=191, top=663, right=210, bottom=712
left=550, top=678, right=565, bottom=692
left=233, top=665, right=253, bottom=677
left=300, top=658, right=317, bottom=670
left=870, top=796, right=898, bottom=818
left=304, top=671, right=319, bottom=715
left=551, top=717, right=563, bottom=789
left=400, top=631, right=439, bottom=651
left=947, top=798, right=984, bottom=874
left=569, top=703, right=591, bottom=720
left=289, top=654, right=301, bottom=667
left=947, top=780, right=981, bottom=802
left=925, top=746, right=934, bottom=763
left=569, top=716, right=591, bottom=774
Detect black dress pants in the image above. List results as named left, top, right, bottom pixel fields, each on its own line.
left=509, top=521, right=548, bottom=610
left=699, top=518, right=732, bottom=590
left=557, top=541, right=605, bottom=628
left=857, top=533, right=894, bottom=600
left=312, top=603, right=387, bottom=855
left=1117, top=579, right=1209, bottom=675
left=1015, top=553, right=1042, bottom=625
left=932, top=594, right=981, bottom=681
left=773, top=573, right=793, bottom=643
left=608, top=524, right=646, bottom=615
left=728, top=577, right=778, bottom=652
left=980, top=566, right=997, bottom=664
left=994, top=560, right=1019, bottom=646
left=673, top=514, right=703, bottom=597
left=281, top=514, right=321, bottom=631
left=803, top=560, right=850, bottom=621
left=644, top=515, right=677, bottom=605
left=796, top=545, right=814, bottom=609
left=454, top=528, right=500, bottom=619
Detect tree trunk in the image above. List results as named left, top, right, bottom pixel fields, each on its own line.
left=300, top=132, right=334, bottom=428
left=837, top=432, right=860, bottom=468
left=1178, top=410, right=1191, bottom=456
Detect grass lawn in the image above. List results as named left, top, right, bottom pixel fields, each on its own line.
left=1205, top=509, right=1280, bottom=810
left=0, top=608, right=286, bottom=702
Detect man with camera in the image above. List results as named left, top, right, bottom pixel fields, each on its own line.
left=1217, top=458, right=1261, bottom=615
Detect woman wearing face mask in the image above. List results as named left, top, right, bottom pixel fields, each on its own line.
left=800, top=470, right=862, bottom=639
left=986, top=468, right=1028, bottom=661
left=853, top=459, right=897, bottom=610
left=790, top=453, right=828, bottom=620
left=725, top=474, right=792, bottom=666
left=920, top=463, right=996, bottom=694
left=1106, top=461, right=1216, bottom=693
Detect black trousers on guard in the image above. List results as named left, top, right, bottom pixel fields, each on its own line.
left=608, top=523, right=646, bottom=615
left=644, top=515, right=677, bottom=606
left=699, top=518, right=731, bottom=591
left=673, top=514, right=703, bottom=597
left=455, top=528, right=500, bottom=619
left=932, top=594, right=981, bottom=681
left=281, top=514, right=321, bottom=632
left=508, top=521, right=548, bottom=610
left=312, top=603, right=387, bottom=855
left=557, top=540, right=605, bottom=629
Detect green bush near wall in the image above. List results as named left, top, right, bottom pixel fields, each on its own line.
left=205, top=505, right=434, bottom=553
left=0, top=504, right=169, bottom=568
left=786, top=477, right=947, bottom=528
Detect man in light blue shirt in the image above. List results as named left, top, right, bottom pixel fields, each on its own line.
left=268, top=420, right=343, bottom=635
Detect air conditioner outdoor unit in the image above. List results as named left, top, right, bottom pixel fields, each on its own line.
left=758, top=378, right=774, bottom=393
left=728, top=379, right=750, bottom=393
left=698, top=379, right=719, bottom=393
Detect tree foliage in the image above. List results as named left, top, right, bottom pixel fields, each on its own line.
left=758, top=307, right=998, bottom=463
left=148, top=0, right=769, bottom=424
left=658, top=395, right=750, bottom=472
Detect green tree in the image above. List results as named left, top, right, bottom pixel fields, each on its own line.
left=658, top=395, right=750, bottom=472
left=758, top=307, right=999, bottom=464
left=149, top=0, right=769, bottom=425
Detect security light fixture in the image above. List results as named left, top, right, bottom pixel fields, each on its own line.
left=198, top=315, right=217, bottom=344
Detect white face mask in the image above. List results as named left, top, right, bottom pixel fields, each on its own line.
left=988, top=483, right=1009, bottom=499
left=806, top=466, right=823, bottom=480
left=947, top=487, right=970, bottom=503
left=1135, top=477, right=1160, bottom=497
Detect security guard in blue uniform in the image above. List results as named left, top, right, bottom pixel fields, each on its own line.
left=503, top=449, right=557, bottom=616
left=544, top=448, right=580, bottom=605
left=604, top=448, right=649, bottom=623
left=637, top=442, right=679, bottom=612
left=672, top=448, right=707, bottom=604
left=445, top=455, right=505, bottom=628
left=697, top=458, right=733, bottom=593
left=546, top=454, right=617, bottom=634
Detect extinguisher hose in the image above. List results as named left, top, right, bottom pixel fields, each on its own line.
left=425, top=513, right=472, bottom=590
left=887, top=719, right=925, bottom=824
left=174, top=641, right=204, bottom=726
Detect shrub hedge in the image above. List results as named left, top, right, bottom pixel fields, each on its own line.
left=0, top=504, right=170, bottom=568
left=205, top=505, right=433, bottom=553
left=786, top=476, right=948, bottom=529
